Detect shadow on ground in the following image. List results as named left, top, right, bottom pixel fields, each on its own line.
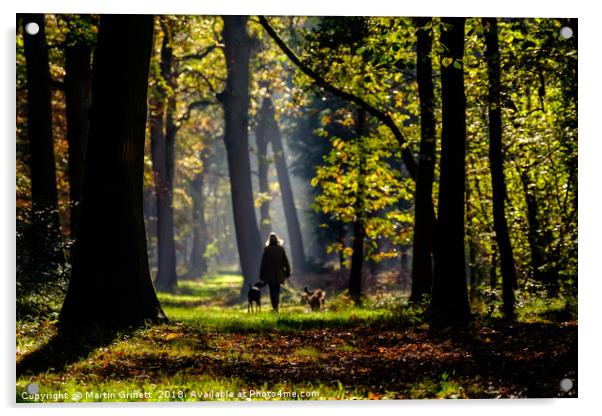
left=16, top=325, right=125, bottom=378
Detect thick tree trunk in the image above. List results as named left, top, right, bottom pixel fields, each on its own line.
left=410, top=17, right=437, bottom=302
left=430, top=18, right=471, bottom=327
left=262, top=97, right=307, bottom=272
left=255, top=99, right=272, bottom=243
left=59, top=15, right=165, bottom=326
left=21, top=14, right=64, bottom=269
left=349, top=108, right=366, bottom=303
left=484, top=18, right=517, bottom=320
left=64, top=38, right=92, bottom=240
left=150, top=22, right=178, bottom=292
left=188, top=151, right=209, bottom=277
left=222, top=16, right=263, bottom=294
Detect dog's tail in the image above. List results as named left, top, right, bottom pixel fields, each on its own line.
left=304, top=286, right=314, bottom=296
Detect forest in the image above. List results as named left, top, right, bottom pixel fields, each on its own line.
left=16, top=14, right=577, bottom=400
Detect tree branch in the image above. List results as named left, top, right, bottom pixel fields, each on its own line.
left=197, top=71, right=221, bottom=97
left=177, top=99, right=218, bottom=129
left=178, top=67, right=223, bottom=98
left=180, top=45, right=220, bottom=62
left=257, top=16, right=418, bottom=180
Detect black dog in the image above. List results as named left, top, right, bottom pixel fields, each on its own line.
left=247, top=281, right=267, bottom=313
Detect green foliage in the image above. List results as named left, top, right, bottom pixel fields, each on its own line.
left=312, top=127, right=414, bottom=262
left=16, top=206, right=70, bottom=320
left=463, top=18, right=577, bottom=288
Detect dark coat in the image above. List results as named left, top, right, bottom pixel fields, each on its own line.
left=259, top=243, right=291, bottom=284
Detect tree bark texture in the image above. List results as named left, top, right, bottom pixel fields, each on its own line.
left=60, top=14, right=165, bottom=326
left=255, top=99, right=272, bottom=243
left=483, top=17, right=517, bottom=319
left=150, top=20, right=178, bottom=292
left=188, top=150, right=210, bottom=276
left=349, top=108, right=366, bottom=302
left=410, top=17, right=437, bottom=302
left=261, top=96, right=307, bottom=272
left=430, top=18, right=471, bottom=327
left=64, top=34, right=93, bottom=240
left=222, top=16, right=263, bottom=294
left=22, top=13, right=64, bottom=269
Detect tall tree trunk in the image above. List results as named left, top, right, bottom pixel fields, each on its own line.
left=430, top=18, right=471, bottom=327
left=518, top=168, right=547, bottom=282
left=410, top=17, right=437, bottom=302
left=255, top=99, right=272, bottom=243
left=21, top=14, right=64, bottom=269
left=349, top=108, right=366, bottom=303
left=64, top=35, right=92, bottom=241
left=221, top=16, right=263, bottom=294
left=400, top=246, right=410, bottom=272
left=484, top=18, right=517, bottom=320
left=337, top=224, right=346, bottom=270
left=263, top=96, right=307, bottom=272
left=466, top=175, right=479, bottom=304
left=59, top=14, right=165, bottom=326
left=150, top=20, right=178, bottom=292
left=188, top=150, right=209, bottom=277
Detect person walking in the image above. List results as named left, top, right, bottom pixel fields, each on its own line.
left=259, top=232, right=291, bottom=312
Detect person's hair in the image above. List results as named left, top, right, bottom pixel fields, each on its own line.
left=265, top=232, right=283, bottom=247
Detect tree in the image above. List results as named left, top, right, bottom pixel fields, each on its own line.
left=258, top=16, right=419, bottom=180
left=21, top=14, right=64, bottom=269
left=348, top=108, right=366, bottom=302
left=187, top=149, right=210, bottom=277
left=262, top=96, right=307, bottom=272
left=63, top=16, right=94, bottom=240
left=60, top=15, right=165, bottom=326
left=483, top=17, right=517, bottom=319
left=288, top=95, right=350, bottom=266
left=221, top=16, right=263, bottom=293
left=149, top=18, right=178, bottom=292
left=410, top=17, right=437, bottom=302
left=255, top=97, right=273, bottom=243
left=430, top=18, right=471, bottom=327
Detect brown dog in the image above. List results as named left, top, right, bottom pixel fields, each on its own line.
left=302, top=287, right=326, bottom=311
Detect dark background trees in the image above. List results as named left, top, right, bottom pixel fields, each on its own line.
left=484, top=17, right=518, bottom=319
left=258, top=96, right=307, bottom=272
left=21, top=14, right=64, bottom=274
left=149, top=18, right=178, bottom=292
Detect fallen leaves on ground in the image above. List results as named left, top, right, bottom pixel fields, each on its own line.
left=17, top=317, right=577, bottom=399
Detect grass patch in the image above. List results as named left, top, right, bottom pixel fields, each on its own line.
left=16, top=273, right=577, bottom=401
